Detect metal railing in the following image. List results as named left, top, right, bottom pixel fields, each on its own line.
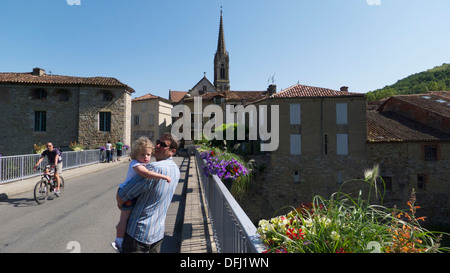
left=0, top=149, right=110, bottom=184
left=195, top=149, right=266, bottom=253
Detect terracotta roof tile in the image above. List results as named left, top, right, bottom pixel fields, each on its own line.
left=169, top=91, right=188, bottom=103
left=378, top=91, right=450, bottom=118
left=0, top=71, right=134, bottom=92
left=367, top=111, right=450, bottom=142
left=271, top=84, right=364, bottom=99
left=132, top=93, right=159, bottom=101
left=183, top=90, right=268, bottom=103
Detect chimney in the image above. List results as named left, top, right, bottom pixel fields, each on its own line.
left=340, top=86, right=349, bottom=92
left=267, top=84, right=277, bottom=96
left=32, top=67, right=46, bottom=76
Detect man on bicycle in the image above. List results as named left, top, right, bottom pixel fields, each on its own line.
left=34, top=142, right=63, bottom=194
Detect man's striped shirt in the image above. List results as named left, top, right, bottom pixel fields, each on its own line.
left=118, top=157, right=180, bottom=245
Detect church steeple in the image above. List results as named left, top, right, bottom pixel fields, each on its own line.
left=214, top=7, right=230, bottom=91
left=217, top=9, right=226, bottom=56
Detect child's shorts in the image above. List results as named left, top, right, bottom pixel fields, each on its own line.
left=118, top=189, right=136, bottom=211
left=121, top=198, right=136, bottom=211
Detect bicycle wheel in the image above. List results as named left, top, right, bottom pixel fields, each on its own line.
left=34, top=179, right=48, bottom=204
left=54, top=176, right=64, bottom=197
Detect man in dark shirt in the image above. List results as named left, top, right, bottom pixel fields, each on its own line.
left=34, top=142, right=63, bottom=194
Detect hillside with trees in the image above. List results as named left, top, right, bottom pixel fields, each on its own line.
left=366, top=63, right=450, bottom=101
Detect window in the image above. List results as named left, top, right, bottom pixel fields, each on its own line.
left=34, top=111, right=46, bottom=131
left=149, top=114, right=154, bottom=126
left=337, top=170, right=343, bottom=184
left=290, top=104, right=301, bottom=125
left=99, top=112, right=111, bottom=132
left=214, top=97, right=223, bottom=105
left=293, top=170, right=300, bottom=183
left=220, top=64, right=226, bottom=79
left=33, top=88, right=47, bottom=100
left=337, top=134, right=348, bottom=155
left=336, top=103, right=348, bottom=124
left=417, top=174, right=426, bottom=190
left=133, top=115, right=140, bottom=126
left=290, top=134, right=301, bottom=155
left=134, top=131, right=154, bottom=140
left=58, top=89, right=69, bottom=101
left=380, top=176, right=392, bottom=192
left=424, top=145, right=438, bottom=161
left=102, top=91, right=113, bottom=101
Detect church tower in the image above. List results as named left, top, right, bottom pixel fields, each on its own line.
left=214, top=9, right=230, bottom=91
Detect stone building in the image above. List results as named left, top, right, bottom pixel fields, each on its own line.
left=131, top=93, right=172, bottom=142
left=240, top=84, right=368, bottom=222
left=366, top=92, right=450, bottom=227
left=0, top=67, right=134, bottom=155
left=239, top=90, right=450, bottom=228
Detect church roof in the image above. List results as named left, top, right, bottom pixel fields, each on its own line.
left=182, top=90, right=269, bottom=103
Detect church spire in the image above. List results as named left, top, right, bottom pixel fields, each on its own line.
left=214, top=7, right=230, bottom=91
left=217, top=8, right=226, bottom=56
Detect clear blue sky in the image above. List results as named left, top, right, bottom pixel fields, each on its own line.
left=1, top=0, right=449, bottom=99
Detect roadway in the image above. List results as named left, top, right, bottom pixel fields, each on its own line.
left=0, top=156, right=188, bottom=253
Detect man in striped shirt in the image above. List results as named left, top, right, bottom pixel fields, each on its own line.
left=117, top=133, right=180, bottom=253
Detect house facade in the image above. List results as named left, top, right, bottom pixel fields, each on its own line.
left=0, top=67, right=134, bottom=155
left=131, top=93, right=172, bottom=142
left=240, top=84, right=368, bottom=221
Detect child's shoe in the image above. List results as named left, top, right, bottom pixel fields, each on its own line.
left=110, top=241, right=122, bottom=253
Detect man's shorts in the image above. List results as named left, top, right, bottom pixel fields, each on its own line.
left=55, top=162, right=63, bottom=174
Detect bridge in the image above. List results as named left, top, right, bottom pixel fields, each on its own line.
left=0, top=150, right=265, bottom=253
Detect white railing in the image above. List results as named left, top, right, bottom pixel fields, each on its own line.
left=195, top=149, right=266, bottom=253
left=0, top=149, right=107, bottom=184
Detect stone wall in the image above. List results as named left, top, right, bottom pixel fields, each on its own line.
left=0, top=85, right=79, bottom=155
left=238, top=153, right=369, bottom=225
left=239, top=141, right=450, bottom=229
left=78, top=87, right=131, bottom=149
left=0, top=85, right=131, bottom=156
left=367, top=142, right=450, bottom=228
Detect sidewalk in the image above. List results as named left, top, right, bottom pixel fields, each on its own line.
left=0, top=158, right=129, bottom=201
left=180, top=155, right=217, bottom=253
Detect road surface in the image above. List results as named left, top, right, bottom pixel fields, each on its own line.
left=0, top=157, right=187, bottom=253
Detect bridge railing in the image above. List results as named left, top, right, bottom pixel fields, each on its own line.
left=0, top=149, right=128, bottom=184
left=195, top=149, right=266, bottom=253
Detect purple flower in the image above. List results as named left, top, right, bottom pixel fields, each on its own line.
left=199, top=151, right=249, bottom=182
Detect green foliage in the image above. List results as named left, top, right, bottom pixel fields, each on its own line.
left=367, top=63, right=450, bottom=101
left=258, top=166, right=450, bottom=253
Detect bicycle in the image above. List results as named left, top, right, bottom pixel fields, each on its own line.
left=33, top=165, right=65, bottom=204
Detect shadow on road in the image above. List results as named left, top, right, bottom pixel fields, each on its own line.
left=0, top=196, right=38, bottom=207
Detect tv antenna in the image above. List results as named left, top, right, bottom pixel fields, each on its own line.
left=268, top=73, right=276, bottom=84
